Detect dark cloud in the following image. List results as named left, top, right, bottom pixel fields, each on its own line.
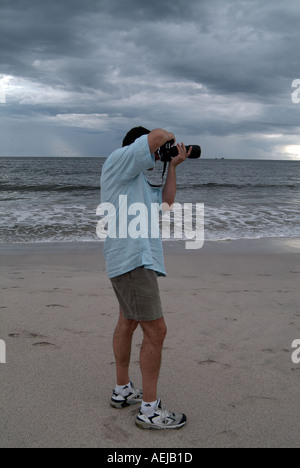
left=0, top=0, right=300, bottom=158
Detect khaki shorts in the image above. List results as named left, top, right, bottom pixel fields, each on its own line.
left=110, top=267, right=163, bottom=322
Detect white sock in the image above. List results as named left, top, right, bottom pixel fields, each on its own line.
left=141, top=400, right=158, bottom=416
left=115, top=382, right=132, bottom=397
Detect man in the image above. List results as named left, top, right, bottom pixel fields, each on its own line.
left=100, top=127, right=192, bottom=430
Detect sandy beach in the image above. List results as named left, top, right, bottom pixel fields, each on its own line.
left=0, top=239, right=299, bottom=448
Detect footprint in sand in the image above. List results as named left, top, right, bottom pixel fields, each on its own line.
left=9, top=331, right=47, bottom=339
left=212, top=429, right=239, bottom=443
left=230, top=395, right=279, bottom=409
left=198, top=359, right=218, bottom=365
left=102, top=415, right=130, bottom=442
left=9, top=333, right=59, bottom=348
left=197, top=359, right=231, bottom=370
left=32, top=342, right=60, bottom=349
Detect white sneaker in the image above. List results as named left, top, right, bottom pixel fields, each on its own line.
left=136, top=399, right=187, bottom=430
left=110, top=382, right=143, bottom=409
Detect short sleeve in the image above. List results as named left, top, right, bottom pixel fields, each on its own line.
left=109, top=135, right=155, bottom=182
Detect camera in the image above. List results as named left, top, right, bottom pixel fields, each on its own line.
left=159, top=140, right=202, bottom=163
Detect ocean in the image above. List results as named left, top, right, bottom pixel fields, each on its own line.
left=0, top=157, right=299, bottom=243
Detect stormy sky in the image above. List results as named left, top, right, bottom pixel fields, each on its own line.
left=0, top=0, right=300, bottom=159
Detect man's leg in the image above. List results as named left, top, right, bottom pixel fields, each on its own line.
left=113, top=309, right=139, bottom=386
left=136, top=317, right=187, bottom=430
left=139, top=317, right=167, bottom=402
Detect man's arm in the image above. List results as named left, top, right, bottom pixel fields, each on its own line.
left=148, top=129, right=176, bottom=154
left=162, top=143, right=192, bottom=207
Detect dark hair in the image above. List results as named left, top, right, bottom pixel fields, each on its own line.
left=122, top=126, right=150, bottom=147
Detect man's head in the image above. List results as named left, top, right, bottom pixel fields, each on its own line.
left=122, top=127, right=150, bottom=148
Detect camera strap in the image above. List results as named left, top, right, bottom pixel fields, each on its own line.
left=147, top=161, right=168, bottom=188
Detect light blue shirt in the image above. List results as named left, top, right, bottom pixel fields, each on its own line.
left=100, top=135, right=166, bottom=279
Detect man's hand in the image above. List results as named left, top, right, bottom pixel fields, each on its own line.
left=170, top=143, right=193, bottom=168
left=162, top=143, right=192, bottom=206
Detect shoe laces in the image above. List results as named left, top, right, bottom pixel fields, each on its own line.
left=158, top=402, right=174, bottom=424
left=131, top=387, right=143, bottom=399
